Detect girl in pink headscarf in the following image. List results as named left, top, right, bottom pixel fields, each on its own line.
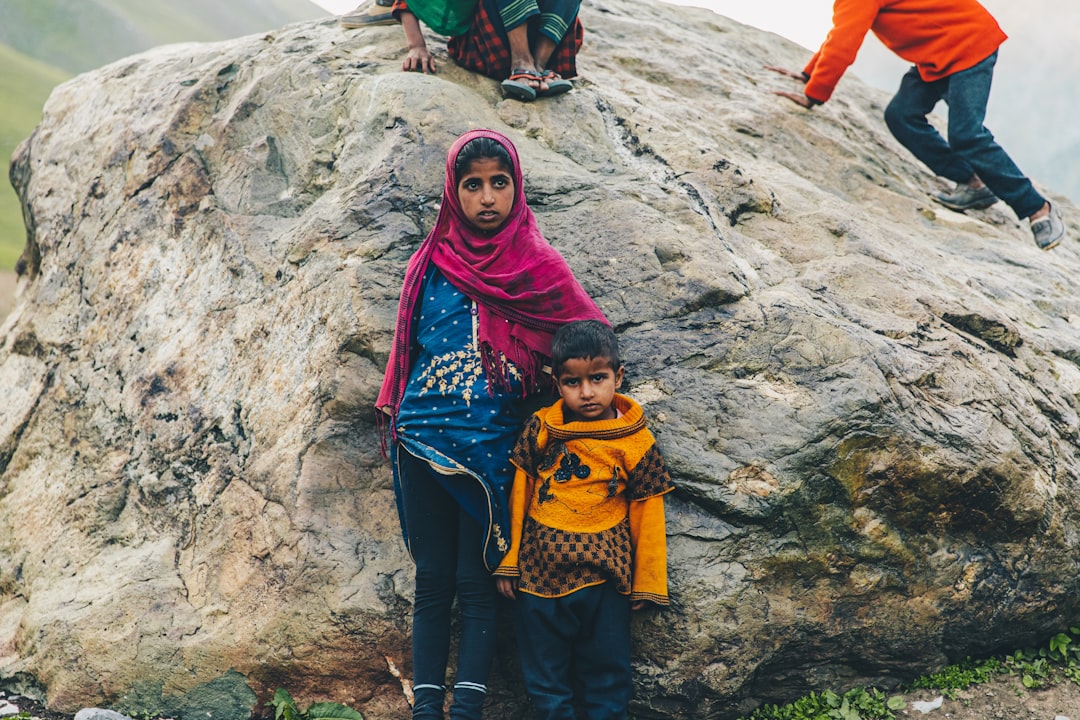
left=376, top=129, right=607, bottom=719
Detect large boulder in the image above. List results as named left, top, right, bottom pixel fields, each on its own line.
left=2, top=1, right=1080, bottom=717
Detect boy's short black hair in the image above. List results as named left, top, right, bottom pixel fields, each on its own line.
left=551, top=320, right=620, bottom=374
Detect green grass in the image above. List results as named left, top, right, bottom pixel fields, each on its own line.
left=739, top=626, right=1080, bottom=720
left=97, top=0, right=327, bottom=44
left=0, top=42, right=69, bottom=269
left=0, top=0, right=327, bottom=75
left=0, top=188, right=28, bottom=269
left=0, top=1, right=327, bottom=271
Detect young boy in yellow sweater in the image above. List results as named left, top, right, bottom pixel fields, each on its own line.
left=494, top=319, right=674, bottom=719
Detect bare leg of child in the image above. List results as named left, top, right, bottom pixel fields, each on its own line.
left=531, top=36, right=557, bottom=72
left=506, top=25, right=549, bottom=92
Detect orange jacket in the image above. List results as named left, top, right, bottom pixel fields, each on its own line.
left=802, top=0, right=1007, bottom=103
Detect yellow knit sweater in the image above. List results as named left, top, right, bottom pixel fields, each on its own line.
left=494, top=394, right=674, bottom=605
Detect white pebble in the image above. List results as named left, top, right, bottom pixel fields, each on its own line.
left=910, top=695, right=943, bottom=714
left=74, top=709, right=135, bottom=720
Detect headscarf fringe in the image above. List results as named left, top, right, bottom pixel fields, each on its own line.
left=478, top=340, right=547, bottom=397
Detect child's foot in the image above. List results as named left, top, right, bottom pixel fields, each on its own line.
left=339, top=1, right=397, bottom=27
left=508, top=54, right=550, bottom=92
left=501, top=69, right=541, bottom=102
left=933, top=182, right=998, bottom=211
left=537, top=70, right=572, bottom=97
left=1031, top=202, right=1065, bottom=250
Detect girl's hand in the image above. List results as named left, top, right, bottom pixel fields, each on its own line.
left=399, top=11, right=436, bottom=73
left=631, top=600, right=646, bottom=611
left=403, top=46, right=436, bottom=74
left=496, top=577, right=517, bottom=600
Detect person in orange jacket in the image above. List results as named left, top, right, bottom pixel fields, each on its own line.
left=769, top=0, right=1066, bottom=251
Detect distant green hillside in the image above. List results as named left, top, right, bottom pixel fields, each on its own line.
left=0, top=0, right=328, bottom=74
left=0, top=0, right=329, bottom=270
left=0, top=42, right=69, bottom=269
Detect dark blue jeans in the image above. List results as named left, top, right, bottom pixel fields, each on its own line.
left=883, top=51, right=1045, bottom=219
left=514, top=583, right=632, bottom=720
left=398, top=449, right=498, bottom=720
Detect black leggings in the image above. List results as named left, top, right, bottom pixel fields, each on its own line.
left=398, top=448, right=498, bottom=720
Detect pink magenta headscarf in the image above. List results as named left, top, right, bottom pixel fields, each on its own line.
left=375, top=128, right=608, bottom=421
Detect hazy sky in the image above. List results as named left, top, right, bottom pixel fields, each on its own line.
left=311, top=0, right=835, bottom=49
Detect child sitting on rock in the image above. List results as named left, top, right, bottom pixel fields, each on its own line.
left=495, top=319, right=674, bottom=719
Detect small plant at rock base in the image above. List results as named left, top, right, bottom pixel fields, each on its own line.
left=271, top=688, right=364, bottom=720
left=1048, top=626, right=1080, bottom=686
left=1016, top=655, right=1050, bottom=689
left=1003, top=625, right=1080, bottom=689
left=739, top=687, right=904, bottom=720
left=1048, top=631, right=1072, bottom=660
left=733, top=626, right=1080, bottom=720
left=910, top=656, right=1003, bottom=699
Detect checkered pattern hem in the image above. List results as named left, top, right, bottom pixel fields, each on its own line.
left=629, top=444, right=675, bottom=500
left=511, top=414, right=543, bottom=472
left=517, top=516, right=632, bottom=597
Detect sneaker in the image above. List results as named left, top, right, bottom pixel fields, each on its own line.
left=339, top=1, right=397, bottom=28
left=1031, top=203, right=1065, bottom=250
left=933, top=183, right=998, bottom=211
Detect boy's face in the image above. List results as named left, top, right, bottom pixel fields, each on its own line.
left=556, top=356, right=624, bottom=423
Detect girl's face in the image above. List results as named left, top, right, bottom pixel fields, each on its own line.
left=456, top=157, right=515, bottom=233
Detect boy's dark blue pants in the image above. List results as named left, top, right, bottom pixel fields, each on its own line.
left=883, top=50, right=1045, bottom=219
left=514, top=583, right=632, bottom=720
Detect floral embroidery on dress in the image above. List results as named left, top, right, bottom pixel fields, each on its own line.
left=415, top=343, right=520, bottom=406
left=416, top=347, right=482, bottom=404
left=493, top=522, right=508, bottom=553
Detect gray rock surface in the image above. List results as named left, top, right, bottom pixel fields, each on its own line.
left=2, top=2, right=1080, bottom=718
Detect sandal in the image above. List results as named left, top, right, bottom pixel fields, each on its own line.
left=501, top=68, right=539, bottom=102
left=538, top=70, right=573, bottom=97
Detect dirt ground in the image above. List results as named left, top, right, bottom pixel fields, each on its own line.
left=4, top=675, right=1080, bottom=720
left=885, top=673, right=1079, bottom=720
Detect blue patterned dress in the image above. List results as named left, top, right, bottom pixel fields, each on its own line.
left=393, top=266, right=527, bottom=570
